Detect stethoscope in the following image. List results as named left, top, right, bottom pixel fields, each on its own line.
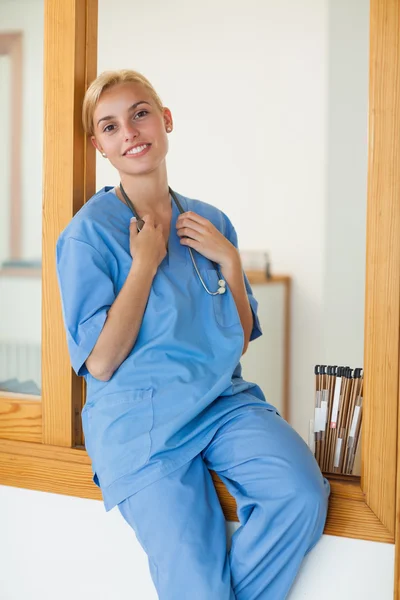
left=119, top=183, right=227, bottom=295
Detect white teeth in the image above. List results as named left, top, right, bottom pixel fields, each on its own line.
left=126, top=144, right=148, bottom=155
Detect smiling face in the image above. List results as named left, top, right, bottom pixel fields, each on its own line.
left=91, top=82, right=173, bottom=178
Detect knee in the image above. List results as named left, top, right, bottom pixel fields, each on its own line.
left=260, top=456, right=330, bottom=526
left=294, top=474, right=330, bottom=543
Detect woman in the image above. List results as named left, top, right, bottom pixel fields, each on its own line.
left=56, top=69, right=330, bottom=599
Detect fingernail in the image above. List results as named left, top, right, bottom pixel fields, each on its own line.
left=130, top=217, right=137, bottom=222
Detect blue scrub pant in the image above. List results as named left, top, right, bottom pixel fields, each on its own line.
left=117, top=405, right=330, bottom=599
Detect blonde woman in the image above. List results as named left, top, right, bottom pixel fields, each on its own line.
left=56, top=70, right=330, bottom=600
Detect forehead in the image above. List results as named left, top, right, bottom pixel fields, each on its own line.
left=94, top=82, right=153, bottom=119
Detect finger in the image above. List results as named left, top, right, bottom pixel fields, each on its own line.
left=130, top=217, right=139, bottom=237
left=176, top=226, right=203, bottom=241
left=177, top=211, right=210, bottom=227
left=176, top=218, right=207, bottom=235
left=180, top=236, right=202, bottom=252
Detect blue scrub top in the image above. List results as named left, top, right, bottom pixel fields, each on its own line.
left=56, top=187, right=273, bottom=511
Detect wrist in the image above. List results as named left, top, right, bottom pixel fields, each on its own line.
left=130, top=256, right=158, bottom=279
left=219, top=247, right=241, bottom=271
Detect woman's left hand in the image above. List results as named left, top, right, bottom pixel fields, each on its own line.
left=176, top=212, right=238, bottom=267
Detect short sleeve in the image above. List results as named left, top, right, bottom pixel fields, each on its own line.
left=224, top=218, right=262, bottom=342
left=56, top=236, right=116, bottom=376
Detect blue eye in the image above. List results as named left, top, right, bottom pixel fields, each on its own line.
left=103, top=124, right=115, bottom=133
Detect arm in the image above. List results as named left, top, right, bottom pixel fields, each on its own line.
left=219, top=252, right=253, bottom=354
left=85, top=214, right=166, bottom=381
left=85, top=259, right=157, bottom=381
left=56, top=214, right=166, bottom=382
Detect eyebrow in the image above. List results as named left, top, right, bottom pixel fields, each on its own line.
left=96, top=101, right=151, bottom=127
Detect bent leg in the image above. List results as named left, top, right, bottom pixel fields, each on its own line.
left=202, top=405, right=330, bottom=600
left=117, top=455, right=235, bottom=600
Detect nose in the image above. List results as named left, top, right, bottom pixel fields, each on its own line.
left=122, top=120, right=139, bottom=141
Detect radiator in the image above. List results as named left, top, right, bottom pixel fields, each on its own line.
left=0, top=341, right=41, bottom=393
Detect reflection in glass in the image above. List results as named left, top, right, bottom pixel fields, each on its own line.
left=0, top=1, right=43, bottom=395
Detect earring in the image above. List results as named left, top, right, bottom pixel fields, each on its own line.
left=101, top=152, right=107, bottom=158
left=166, top=127, right=172, bottom=133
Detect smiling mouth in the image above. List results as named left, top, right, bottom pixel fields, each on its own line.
left=124, top=144, right=151, bottom=156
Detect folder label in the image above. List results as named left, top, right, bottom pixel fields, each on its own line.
left=334, top=438, right=343, bottom=468
left=349, top=405, right=361, bottom=438
left=314, top=407, right=321, bottom=433
left=320, top=400, right=328, bottom=431
left=330, top=377, right=341, bottom=428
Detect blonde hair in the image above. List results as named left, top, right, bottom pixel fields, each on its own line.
left=82, top=69, right=164, bottom=136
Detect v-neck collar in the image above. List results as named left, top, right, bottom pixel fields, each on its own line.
left=103, top=186, right=187, bottom=268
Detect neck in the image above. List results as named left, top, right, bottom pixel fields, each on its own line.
left=118, top=168, right=170, bottom=215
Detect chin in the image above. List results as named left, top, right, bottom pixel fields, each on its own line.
left=121, top=164, right=159, bottom=178
left=134, top=162, right=159, bottom=175
left=131, top=157, right=167, bottom=176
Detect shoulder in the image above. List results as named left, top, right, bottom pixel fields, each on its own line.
left=174, top=191, right=233, bottom=236
left=56, top=186, right=118, bottom=254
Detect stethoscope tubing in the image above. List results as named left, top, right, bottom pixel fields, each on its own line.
left=118, top=183, right=226, bottom=296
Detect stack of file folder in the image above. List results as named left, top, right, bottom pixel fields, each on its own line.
left=312, top=365, right=363, bottom=475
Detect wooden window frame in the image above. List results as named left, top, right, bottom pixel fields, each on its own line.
left=0, top=1, right=400, bottom=586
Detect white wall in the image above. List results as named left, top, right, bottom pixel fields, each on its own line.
left=241, top=284, right=286, bottom=414
left=0, top=485, right=395, bottom=600
left=321, top=0, right=368, bottom=369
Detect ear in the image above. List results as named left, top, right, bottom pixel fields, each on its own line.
left=163, top=107, right=173, bottom=132
left=91, top=136, right=102, bottom=153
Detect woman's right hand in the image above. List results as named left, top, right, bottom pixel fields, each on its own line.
left=129, top=214, right=167, bottom=270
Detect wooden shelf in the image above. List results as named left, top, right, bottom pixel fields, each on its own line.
left=245, top=270, right=291, bottom=285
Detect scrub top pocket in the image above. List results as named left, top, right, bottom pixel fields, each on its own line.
left=82, top=388, right=154, bottom=488
left=203, top=268, right=241, bottom=329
